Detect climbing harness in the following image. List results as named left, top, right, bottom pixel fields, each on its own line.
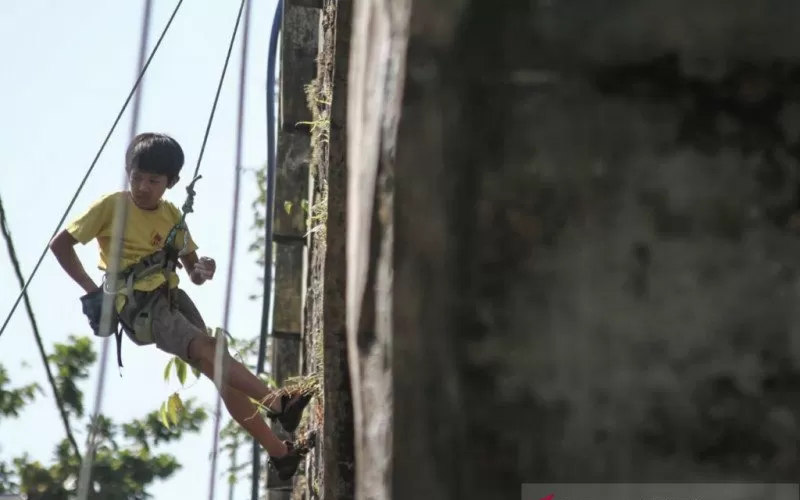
left=99, top=248, right=170, bottom=367
left=98, top=175, right=202, bottom=368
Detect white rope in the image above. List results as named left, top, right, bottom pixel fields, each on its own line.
left=207, top=0, right=251, bottom=499
left=76, top=1, right=154, bottom=498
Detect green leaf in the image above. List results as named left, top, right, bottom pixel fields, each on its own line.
left=175, top=358, right=187, bottom=386
left=163, top=358, right=174, bottom=382
left=167, top=393, right=183, bottom=426
left=159, top=401, right=170, bottom=429
left=283, top=200, right=293, bottom=215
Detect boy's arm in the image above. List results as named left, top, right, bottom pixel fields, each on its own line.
left=49, top=229, right=99, bottom=294
left=180, top=251, right=216, bottom=285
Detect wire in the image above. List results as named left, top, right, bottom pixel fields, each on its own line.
left=192, top=0, right=248, bottom=183
left=207, top=1, right=251, bottom=498
left=0, top=0, right=185, bottom=339
left=76, top=1, right=154, bottom=498
left=0, top=195, right=82, bottom=460
left=128, top=0, right=153, bottom=138
left=252, top=1, right=283, bottom=497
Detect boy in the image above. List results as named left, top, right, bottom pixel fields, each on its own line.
left=49, top=133, right=310, bottom=479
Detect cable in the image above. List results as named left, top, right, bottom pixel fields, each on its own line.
left=252, top=1, right=283, bottom=497
left=0, top=195, right=82, bottom=460
left=0, top=0, right=185, bottom=339
left=129, top=0, right=153, bottom=137
left=192, top=0, right=248, bottom=183
left=76, top=1, right=153, bottom=498
left=206, top=1, right=251, bottom=499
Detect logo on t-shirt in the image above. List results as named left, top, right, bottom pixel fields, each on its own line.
left=151, top=231, right=164, bottom=248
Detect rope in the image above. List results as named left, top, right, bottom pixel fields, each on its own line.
left=76, top=1, right=154, bottom=498
left=167, top=0, right=257, bottom=262
left=207, top=0, right=251, bottom=498
left=128, top=0, right=152, bottom=138
left=192, top=0, right=247, bottom=183
left=0, top=195, right=82, bottom=460
left=0, top=0, right=185, bottom=339
left=252, top=1, right=283, bottom=497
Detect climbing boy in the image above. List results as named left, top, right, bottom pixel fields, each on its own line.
left=49, top=132, right=310, bottom=479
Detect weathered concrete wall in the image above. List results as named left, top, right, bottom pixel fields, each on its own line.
left=270, top=1, right=319, bottom=498
left=382, top=0, right=800, bottom=498
left=302, top=0, right=355, bottom=498
left=347, top=1, right=411, bottom=499
left=320, top=1, right=355, bottom=499
left=270, top=1, right=359, bottom=499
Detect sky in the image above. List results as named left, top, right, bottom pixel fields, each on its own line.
left=0, top=1, right=280, bottom=498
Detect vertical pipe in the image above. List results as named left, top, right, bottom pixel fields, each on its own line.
left=252, top=1, right=283, bottom=498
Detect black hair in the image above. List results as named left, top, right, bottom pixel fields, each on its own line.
left=125, top=133, right=184, bottom=183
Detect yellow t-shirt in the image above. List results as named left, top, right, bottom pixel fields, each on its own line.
left=67, top=192, right=198, bottom=291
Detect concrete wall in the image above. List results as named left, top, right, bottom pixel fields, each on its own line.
left=346, top=1, right=411, bottom=499
left=348, top=0, right=800, bottom=498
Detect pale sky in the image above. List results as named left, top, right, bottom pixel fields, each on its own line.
left=0, top=1, right=279, bottom=498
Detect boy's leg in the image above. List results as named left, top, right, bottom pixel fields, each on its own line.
left=187, top=336, right=286, bottom=411
left=151, top=292, right=290, bottom=457
left=193, top=359, right=287, bottom=457
left=173, top=290, right=287, bottom=410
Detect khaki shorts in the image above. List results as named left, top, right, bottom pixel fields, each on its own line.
left=117, top=287, right=208, bottom=362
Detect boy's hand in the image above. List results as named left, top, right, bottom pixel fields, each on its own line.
left=191, top=257, right=216, bottom=285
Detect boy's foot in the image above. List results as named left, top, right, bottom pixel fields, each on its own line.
left=267, top=392, right=313, bottom=433
left=268, top=439, right=311, bottom=480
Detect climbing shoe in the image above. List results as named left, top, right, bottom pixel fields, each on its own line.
left=266, top=392, right=312, bottom=433
left=268, top=440, right=309, bottom=480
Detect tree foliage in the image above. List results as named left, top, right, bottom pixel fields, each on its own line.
left=250, top=166, right=268, bottom=271
left=49, top=335, right=95, bottom=419
left=0, top=364, right=38, bottom=418
left=0, top=336, right=207, bottom=499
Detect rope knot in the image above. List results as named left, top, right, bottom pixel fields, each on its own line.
left=181, top=174, right=202, bottom=215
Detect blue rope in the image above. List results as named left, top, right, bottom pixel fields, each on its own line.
left=252, top=0, right=282, bottom=497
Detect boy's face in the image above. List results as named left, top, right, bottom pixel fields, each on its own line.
left=128, top=168, right=173, bottom=210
